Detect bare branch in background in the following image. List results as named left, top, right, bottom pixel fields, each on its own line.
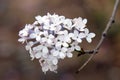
left=77, top=0, right=120, bottom=73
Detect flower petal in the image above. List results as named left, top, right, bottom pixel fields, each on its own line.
left=67, top=53, right=73, bottom=58
left=52, top=51, right=59, bottom=56
left=59, top=52, right=65, bottom=59
left=55, top=42, right=62, bottom=48
left=86, top=37, right=92, bottom=43
left=69, top=33, right=74, bottom=37
left=18, top=38, right=25, bottom=43
left=35, top=53, right=41, bottom=59
left=36, top=36, right=41, bottom=41
left=77, top=38, right=82, bottom=43
left=74, top=30, right=79, bottom=36
left=29, top=33, right=36, bottom=38
left=84, top=28, right=89, bottom=34
left=83, top=19, right=87, bottom=24
left=42, top=47, right=48, bottom=53
left=88, top=33, right=95, bottom=38
left=62, top=42, right=69, bottom=47
left=79, top=33, right=86, bottom=38
left=42, top=65, right=49, bottom=74
left=52, top=58, right=58, bottom=65
left=75, top=46, right=81, bottom=51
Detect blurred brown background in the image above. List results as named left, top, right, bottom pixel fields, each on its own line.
left=0, top=0, right=120, bottom=80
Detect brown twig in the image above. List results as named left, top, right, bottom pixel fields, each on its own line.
left=77, top=0, right=120, bottom=73
left=77, top=50, right=98, bottom=56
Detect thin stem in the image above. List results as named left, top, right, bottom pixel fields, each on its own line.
left=77, top=0, right=120, bottom=73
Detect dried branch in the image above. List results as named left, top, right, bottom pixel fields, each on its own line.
left=77, top=0, right=120, bottom=73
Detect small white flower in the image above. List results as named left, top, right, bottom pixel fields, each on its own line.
left=19, top=24, right=33, bottom=37
left=84, top=28, right=96, bottom=43
left=39, top=57, right=58, bottom=73
left=51, top=48, right=59, bottom=57
left=52, top=47, right=67, bottom=59
left=19, top=30, right=28, bottom=37
left=49, top=65, right=57, bottom=73
left=41, top=31, right=55, bottom=44
left=41, top=62, right=49, bottom=74
left=63, top=19, right=73, bottom=30
left=72, top=30, right=86, bottom=43
left=55, top=30, right=71, bottom=47
left=18, top=38, right=26, bottom=43
left=29, top=27, right=43, bottom=41
left=66, top=48, right=74, bottom=58
left=35, top=15, right=48, bottom=25
left=25, top=41, right=35, bottom=60
left=72, top=17, right=86, bottom=31
left=70, top=41, right=81, bottom=51
left=33, top=45, right=49, bottom=59
left=54, top=25, right=62, bottom=34
left=52, top=57, right=58, bottom=65
left=25, top=41, right=34, bottom=50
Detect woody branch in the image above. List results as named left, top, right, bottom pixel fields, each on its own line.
left=77, top=0, right=120, bottom=73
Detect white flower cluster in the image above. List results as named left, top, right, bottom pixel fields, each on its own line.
left=18, top=13, right=95, bottom=73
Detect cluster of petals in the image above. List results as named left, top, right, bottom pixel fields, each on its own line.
left=18, top=13, right=95, bottom=73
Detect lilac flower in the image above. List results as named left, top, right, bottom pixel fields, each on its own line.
left=84, top=28, right=96, bottom=43
left=18, top=13, right=95, bottom=73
